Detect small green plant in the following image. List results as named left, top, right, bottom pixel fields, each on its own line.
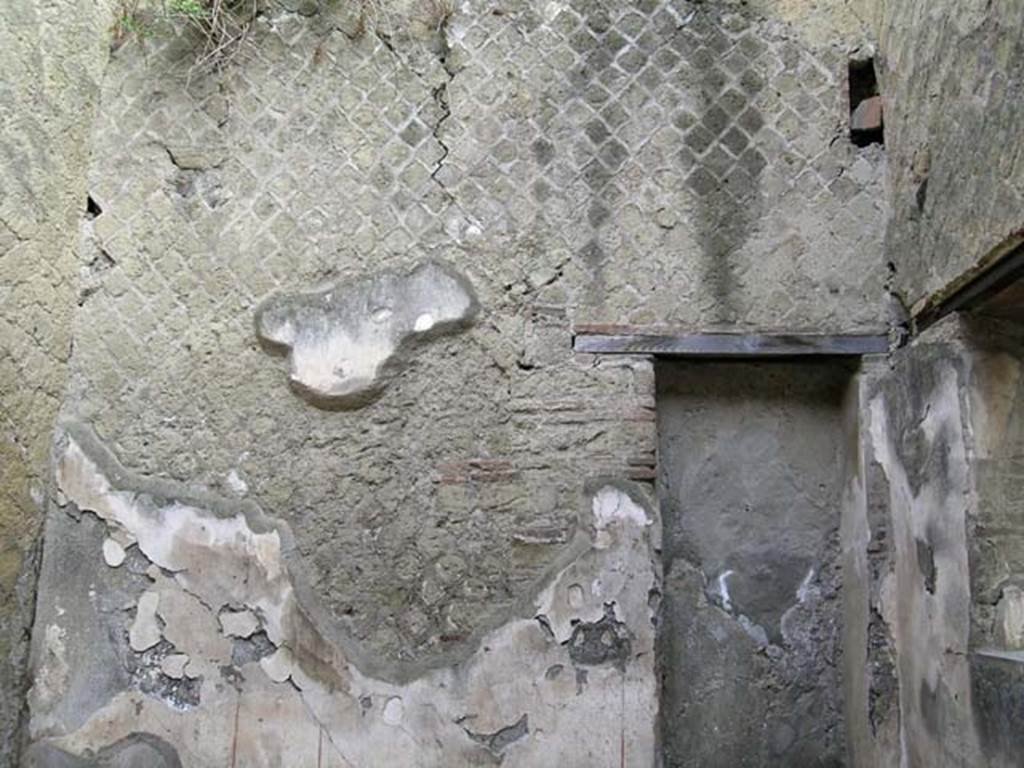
left=171, top=0, right=259, bottom=73
left=110, top=0, right=259, bottom=73
left=111, top=0, right=148, bottom=49
left=168, top=0, right=208, bottom=19
left=111, top=0, right=384, bottom=72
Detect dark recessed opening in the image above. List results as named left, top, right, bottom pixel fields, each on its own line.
left=849, top=58, right=884, bottom=147
left=85, top=195, right=103, bottom=219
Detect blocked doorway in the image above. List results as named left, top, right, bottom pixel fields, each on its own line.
left=656, top=359, right=856, bottom=768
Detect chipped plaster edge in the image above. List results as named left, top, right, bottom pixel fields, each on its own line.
left=53, top=422, right=657, bottom=685
left=252, top=259, right=482, bottom=410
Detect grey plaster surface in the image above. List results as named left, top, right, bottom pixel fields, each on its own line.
left=657, top=359, right=851, bottom=767
left=0, top=0, right=112, bottom=758
left=24, top=733, right=183, bottom=768
left=854, top=315, right=1024, bottom=767
left=26, top=427, right=660, bottom=766
left=879, top=0, right=1024, bottom=310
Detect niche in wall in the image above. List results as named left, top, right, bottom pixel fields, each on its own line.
left=849, top=57, right=884, bottom=147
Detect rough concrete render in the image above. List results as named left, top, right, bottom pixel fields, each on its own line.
left=1, top=0, right=1023, bottom=766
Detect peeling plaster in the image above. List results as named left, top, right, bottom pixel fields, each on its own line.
left=30, top=429, right=659, bottom=766
left=129, top=592, right=162, bottom=653
left=219, top=608, right=259, bottom=639
left=868, top=358, right=980, bottom=765
left=33, top=624, right=70, bottom=715
left=102, top=537, right=126, bottom=567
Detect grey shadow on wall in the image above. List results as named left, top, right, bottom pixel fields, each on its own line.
left=254, top=260, right=479, bottom=409
left=680, top=9, right=768, bottom=324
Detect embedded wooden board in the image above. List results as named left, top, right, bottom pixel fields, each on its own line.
left=573, top=329, right=889, bottom=357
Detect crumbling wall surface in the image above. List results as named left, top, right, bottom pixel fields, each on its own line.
left=864, top=319, right=979, bottom=767
left=859, top=314, right=1024, bottom=768
left=0, top=0, right=110, bottom=761
left=878, top=0, right=1024, bottom=310
left=839, top=355, right=901, bottom=768
left=22, top=0, right=890, bottom=762
left=27, top=428, right=659, bottom=766
left=24, top=1, right=665, bottom=763
left=657, top=361, right=852, bottom=767
left=59, top=0, right=666, bottom=680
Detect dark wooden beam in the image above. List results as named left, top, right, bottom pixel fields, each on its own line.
left=915, top=237, right=1024, bottom=332
left=573, top=328, right=889, bottom=357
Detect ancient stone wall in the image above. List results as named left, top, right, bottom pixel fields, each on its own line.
left=829, top=3, right=1024, bottom=765
left=958, top=315, right=1024, bottom=767
left=32, top=0, right=1024, bottom=764
left=858, top=319, right=979, bottom=767
left=878, top=0, right=1024, bottom=311
left=0, top=0, right=111, bottom=760
left=15, top=0, right=891, bottom=764
left=846, top=314, right=1024, bottom=768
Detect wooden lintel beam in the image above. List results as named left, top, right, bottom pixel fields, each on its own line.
left=914, top=237, right=1024, bottom=332
left=572, top=331, right=889, bottom=357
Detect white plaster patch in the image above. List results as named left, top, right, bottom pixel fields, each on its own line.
left=219, top=608, right=259, bottom=638
left=102, top=537, right=126, bottom=567
left=255, top=261, right=477, bottom=408
left=226, top=469, right=248, bottom=495
left=160, top=654, right=191, bottom=679
left=155, top=581, right=232, bottom=675
left=260, top=647, right=294, bottom=684
left=382, top=696, right=404, bottom=725
left=129, top=591, right=162, bottom=652
left=715, top=569, right=735, bottom=612
left=592, top=486, right=650, bottom=530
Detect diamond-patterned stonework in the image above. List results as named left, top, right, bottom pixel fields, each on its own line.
left=440, top=0, right=886, bottom=327
left=68, top=0, right=883, bottom=665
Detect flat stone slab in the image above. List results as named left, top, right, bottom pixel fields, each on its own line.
left=255, top=261, right=478, bottom=408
